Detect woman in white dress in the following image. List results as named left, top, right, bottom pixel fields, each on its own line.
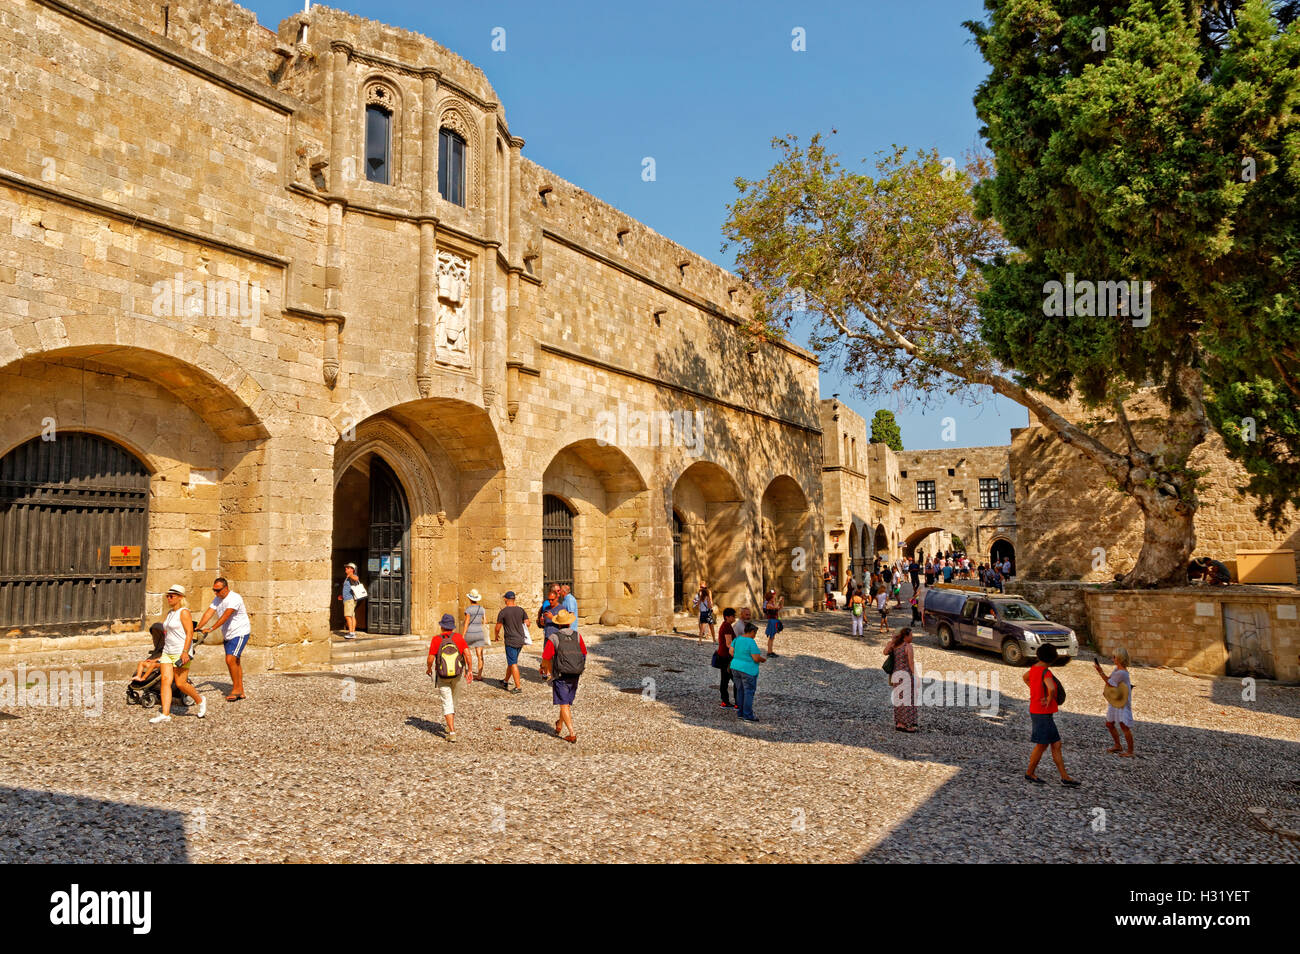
left=150, top=585, right=205, bottom=724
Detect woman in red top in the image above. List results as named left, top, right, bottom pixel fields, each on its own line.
left=1023, top=644, right=1080, bottom=785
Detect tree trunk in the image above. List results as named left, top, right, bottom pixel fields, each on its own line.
left=1122, top=482, right=1198, bottom=587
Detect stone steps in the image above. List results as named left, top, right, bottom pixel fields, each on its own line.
left=329, top=633, right=430, bottom=667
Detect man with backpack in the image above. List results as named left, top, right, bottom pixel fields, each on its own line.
left=426, top=612, right=473, bottom=742
left=541, top=609, right=586, bottom=744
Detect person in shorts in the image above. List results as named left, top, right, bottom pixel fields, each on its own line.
left=542, top=610, right=586, bottom=743
left=150, top=585, right=205, bottom=723
left=1023, top=644, right=1080, bottom=786
left=876, top=588, right=890, bottom=633
left=494, top=591, right=530, bottom=694
left=196, top=577, right=250, bottom=702
left=339, top=562, right=361, bottom=639
left=763, top=590, right=783, bottom=657
left=427, top=613, right=472, bottom=742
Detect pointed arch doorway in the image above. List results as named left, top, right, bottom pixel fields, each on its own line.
left=333, top=454, right=410, bottom=635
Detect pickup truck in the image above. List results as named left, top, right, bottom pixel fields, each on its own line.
left=921, top=586, right=1078, bottom=665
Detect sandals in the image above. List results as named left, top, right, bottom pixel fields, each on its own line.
left=1024, top=774, right=1045, bottom=784
left=225, top=693, right=245, bottom=702
left=564, top=735, right=577, bottom=744
left=1061, top=778, right=1082, bottom=787
left=555, top=720, right=563, bottom=736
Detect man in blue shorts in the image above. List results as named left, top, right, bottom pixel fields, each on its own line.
left=494, top=590, right=530, bottom=694
left=196, top=577, right=251, bottom=702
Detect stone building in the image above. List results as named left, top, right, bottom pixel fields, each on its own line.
left=895, top=447, right=1017, bottom=569
left=0, top=0, right=824, bottom=665
left=820, top=398, right=1016, bottom=585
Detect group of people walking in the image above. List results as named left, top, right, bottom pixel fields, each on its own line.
left=424, top=583, right=588, bottom=743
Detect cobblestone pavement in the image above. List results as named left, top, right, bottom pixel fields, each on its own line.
left=2, top=604, right=1298, bottom=863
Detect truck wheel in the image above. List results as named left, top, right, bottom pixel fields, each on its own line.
left=1001, top=639, right=1026, bottom=666
left=938, top=624, right=955, bottom=650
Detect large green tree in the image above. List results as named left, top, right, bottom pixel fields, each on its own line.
left=870, top=410, right=905, bottom=450
left=968, top=0, right=1300, bottom=583
left=725, top=0, right=1300, bottom=586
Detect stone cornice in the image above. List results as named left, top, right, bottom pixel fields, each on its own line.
left=537, top=343, right=820, bottom=436
left=332, top=41, right=500, bottom=116
left=0, top=169, right=291, bottom=270
left=34, top=0, right=298, bottom=115
left=540, top=227, right=819, bottom=368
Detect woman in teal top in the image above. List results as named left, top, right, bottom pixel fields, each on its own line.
left=728, top=623, right=766, bottom=722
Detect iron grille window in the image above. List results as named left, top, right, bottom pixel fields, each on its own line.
left=979, top=478, right=1001, bottom=509
left=439, top=128, right=466, bottom=206
left=365, top=105, right=391, bottom=184
left=916, top=480, right=936, bottom=511
left=542, top=495, right=574, bottom=594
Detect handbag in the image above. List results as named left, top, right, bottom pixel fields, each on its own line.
left=350, top=581, right=368, bottom=601
left=882, top=647, right=896, bottom=675
left=1045, top=669, right=1066, bottom=705
left=706, top=610, right=717, bottom=625
left=710, top=651, right=723, bottom=669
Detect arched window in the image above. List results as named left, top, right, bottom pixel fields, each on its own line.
left=439, top=127, right=467, bottom=206
left=365, top=103, right=391, bottom=184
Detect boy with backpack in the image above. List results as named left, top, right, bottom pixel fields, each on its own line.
left=426, top=612, right=473, bottom=742
left=540, top=609, right=586, bottom=743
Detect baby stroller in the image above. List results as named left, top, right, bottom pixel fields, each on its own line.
left=125, top=630, right=209, bottom=708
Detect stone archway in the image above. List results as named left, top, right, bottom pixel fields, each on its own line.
left=990, top=538, right=1016, bottom=576
left=672, top=460, right=747, bottom=613
left=761, top=475, right=813, bottom=608
left=0, top=343, right=270, bottom=636
left=542, top=439, right=651, bottom=627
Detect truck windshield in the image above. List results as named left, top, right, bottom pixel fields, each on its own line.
left=997, top=602, right=1046, bottom=622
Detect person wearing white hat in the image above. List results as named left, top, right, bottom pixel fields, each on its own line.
left=150, top=585, right=205, bottom=724
left=339, top=562, right=363, bottom=639
left=462, top=589, right=489, bottom=679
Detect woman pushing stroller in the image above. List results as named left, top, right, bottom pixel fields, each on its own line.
left=149, top=585, right=206, bottom=724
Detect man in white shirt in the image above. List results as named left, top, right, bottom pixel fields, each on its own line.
left=197, top=577, right=251, bottom=701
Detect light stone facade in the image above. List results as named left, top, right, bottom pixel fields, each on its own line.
left=820, top=399, right=1016, bottom=586
left=0, top=0, right=824, bottom=663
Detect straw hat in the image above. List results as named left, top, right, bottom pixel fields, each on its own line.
left=467, top=589, right=482, bottom=602
left=1103, top=680, right=1130, bottom=708
left=553, top=609, right=576, bottom=626
left=166, top=584, right=186, bottom=597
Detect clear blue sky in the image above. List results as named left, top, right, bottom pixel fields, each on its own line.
left=244, top=0, right=1029, bottom=449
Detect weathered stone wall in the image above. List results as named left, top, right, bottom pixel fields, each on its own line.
left=0, top=0, right=824, bottom=665
left=895, top=446, right=1017, bottom=565
left=1010, top=421, right=1300, bottom=582
left=1083, top=587, right=1300, bottom=684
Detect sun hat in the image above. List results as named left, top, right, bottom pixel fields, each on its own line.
left=467, top=589, right=482, bottom=602
left=166, top=584, right=186, bottom=597
left=439, top=613, right=457, bottom=630
left=345, top=562, right=357, bottom=570
left=503, top=590, right=516, bottom=600
left=1103, top=680, right=1130, bottom=708
left=553, top=609, right=576, bottom=626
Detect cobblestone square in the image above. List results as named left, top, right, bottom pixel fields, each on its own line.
left=3, top=607, right=1296, bottom=864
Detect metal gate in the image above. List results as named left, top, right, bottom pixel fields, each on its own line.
left=543, top=494, right=574, bottom=594
left=0, top=432, right=149, bottom=633
left=366, top=457, right=409, bottom=635
left=1224, top=604, right=1275, bottom=679
left=672, top=510, right=683, bottom=611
